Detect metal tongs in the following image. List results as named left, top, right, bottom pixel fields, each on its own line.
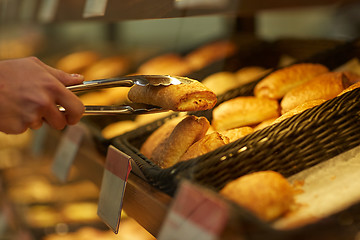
left=60, top=75, right=192, bottom=115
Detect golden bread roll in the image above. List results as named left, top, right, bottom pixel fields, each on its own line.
left=338, top=81, right=360, bottom=96
left=56, top=50, right=100, bottom=74
left=254, top=63, right=329, bottom=100
left=343, top=71, right=360, bottom=85
left=179, top=132, right=229, bottom=162
left=140, top=116, right=186, bottom=159
left=128, top=78, right=217, bottom=111
left=273, top=99, right=326, bottom=125
left=202, top=72, right=238, bottom=95
left=220, top=126, right=254, bottom=142
left=137, top=53, right=192, bottom=76
left=212, top=96, right=280, bottom=131
left=83, top=56, right=130, bottom=80
left=185, top=40, right=237, bottom=71
left=235, top=66, right=271, bottom=86
left=280, top=72, right=351, bottom=113
left=135, top=111, right=176, bottom=126
left=150, top=115, right=210, bottom=168
left=220, top=171, right=294, bottom=221
left=101, top=120, right=138, bottom=139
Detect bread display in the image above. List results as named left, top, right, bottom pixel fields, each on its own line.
left=149, top=115, right=210, bottom=168
left=128, top=77, right=217, bottom=111
left=220, top=171, right=294, bottom=221
left=212, top=96, right=280, bottom=131
left=254, top=63, right=329, bottom=100
left=184, top=40, right=237, bottom=71
left=137, top=53, right=192, bottom=76
left=280, top=72, right=351, bottom=113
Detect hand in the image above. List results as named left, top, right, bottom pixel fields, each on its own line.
left=0, top=57, right=85, bottom=134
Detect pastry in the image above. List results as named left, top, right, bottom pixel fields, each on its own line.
left=140, top=116, right=186, bottom=159
left=128, top=77, right=217, bottom=111
left=254, top=63, right=329, bottom=100
left=235, top=66, right=271, bottom=86
left=338, top=81, right=360, bottom=96
left=202, top=72, right=238, bottom=95
left=150, top=115, right=210, bottom=168
left=101, top=120, right=138, bottom=139
left=137, top=53, right=192, bottom=76
left=82, top=56, right=130, bottom=80
left=185, top=40, right=237, bottom=71
left=253, top=118, right=277, bottom=131
left=212, top=96, right=280, bottom=131
left=220, top=126, right=254, bottom=142
left=273, top=99, right=326, bottom=125
left=56, top=50, right=100, bottom=74
left=220, top=171, right=294, bottom=221
left=179, top=132, right=229, bottom=162
left=280, top=72, right=351, bottom=113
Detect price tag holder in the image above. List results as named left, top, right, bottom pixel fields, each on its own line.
left=97, top=145, right=132, bottom=233
left=83, top=0, right=108, bottom=18
left=38, top=0, right=59, bottom=23
left=158, top=180, right=228, bottom=240
left=51, top=124, right=86, bottom=183
left=175, top=0, right=228, bottom=9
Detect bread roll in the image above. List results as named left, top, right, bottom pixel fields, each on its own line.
left=83, top=56, right=130, bottom=80
left=280, top=72, right=351, bottom=113
left=185, top=40, right=237, bottom=71
left=202, top=72, right=238, bottom=95
left=102, top=120, right=138, bottom=139
left=338, top=81, right=360, bottom=96
left=273, top=99, right=326, bottom=125
left=212, top=96, right=280, bottom=131
left=137, top=53, right=192, bottom=76
left=220, top=171, right=294, bottom=221
left=253, top=118, right=277, bottom=131
left=128, top=78, right=217, bottom=111
left=56, top=50, right=100, bottom=74
left=140, top=116, right=186, bottom=159
left=235, top=66, right=271, bottom=86
left=254, top=63, right=329, bottom=100
left=179, top=132, right=229, bottom=162
left=150, top=115, right=210, bottom=168
left=220, top=126, right=253, bottom=142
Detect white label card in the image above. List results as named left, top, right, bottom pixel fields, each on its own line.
left=38, top=0, right=59, bottom=22
left=51, top=124, right=86, bottom=182
left=158, top=180, right=228, bottom=240
left=83, top=0, right=108, bottom=18
left=97, top=146, right=132, bottom=233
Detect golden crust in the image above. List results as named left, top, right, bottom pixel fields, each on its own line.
left=338, top=81, right=360, bottom=96
left=254, top=63, right=329, bottom=100
left=56, top=51, right=100, bottom=74
left=280, top=72, right=350, bottom=114
left=220, top=171, right=294, bottom=221
left=273, top=99, right=326, bottom=125
left=179, top=132, right=229, bottom=162
left=212, top=96, right=280, bottom=131
left=128, top=78, right=217, bottom=111
left=140, top=116, right=185, bottom=159
left=82, top=56, right=130, bottom=80
left=150, top=115, right=210, bottom=168
left=220, top=126, right=254, bottom=143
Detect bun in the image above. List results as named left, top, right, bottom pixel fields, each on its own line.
left=280, top=72, right=351, bottom=113
left=254, top=63, right=329, bottom=100
left=128, top=78, right=217, bottom=111
left=83, top=56, right=130, bottom=80
left=140, top=116, right=186, bottom=159
left=202, top=72, right=238, bottom=95
left=56, top=50, right=100, bottom=74
left=101, top=120, right=138, bottom=139
left=150, top=115, right=210, bottom=168
left=185, top=40, right=236, bottom=71
left=179, top=132, right=229, bottom=162
left=235, top=66, right=271, bottom=85
left=212, top=96, right=280, bottom=131
left=338, top=81, right=360, bottom=96
left=220, top=126, right=253, bottom=142
left=220, top=171, right=294, bottom=221
left=137, top=53, right=192, bottom=76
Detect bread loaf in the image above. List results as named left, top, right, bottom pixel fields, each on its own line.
left=280, top=72, right=351, bottom=113
left=254, top=63, right=329, bottom=100
left=128, top=78, right=217, bottom=111
left=212, top=96, right=280, bottom=131
left=220, top=126, right=253, bottom=142
left=220, top=171, right=294, bottom=221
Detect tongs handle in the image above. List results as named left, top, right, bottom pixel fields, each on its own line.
left=67, top=77, right=134, bottom=92
left=58, top=104, right=163, bottom=115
